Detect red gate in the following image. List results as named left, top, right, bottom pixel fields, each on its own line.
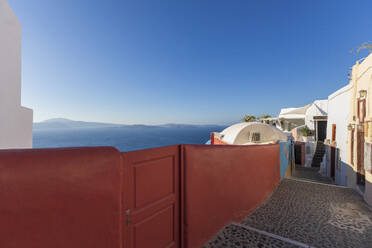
left=122, top=145, right=181, bottom=248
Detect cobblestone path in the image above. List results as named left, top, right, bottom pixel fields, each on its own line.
left=204, top=224, right=299, bottom=248
left=204, top=179, right=372, bottom=248
left=291, top=165, right=334, bottom=184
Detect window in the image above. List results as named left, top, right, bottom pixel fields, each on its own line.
left=357, top=98, right=366, bottom=123
left=332, top=124, right=336, bottom=142
left=251, top=132, right=260, bottom=142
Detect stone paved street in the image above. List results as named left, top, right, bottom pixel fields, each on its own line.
left=203, top=224, right=299, bottom=248
left=204, top=179, right=372, bottom=248
left=291, top=165, right=334, bottom=184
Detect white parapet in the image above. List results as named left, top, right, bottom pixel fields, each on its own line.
left=0, top=0, right=33, bottom=149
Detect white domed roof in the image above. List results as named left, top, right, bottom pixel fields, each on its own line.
left=220, top=122, right=288, bottom=145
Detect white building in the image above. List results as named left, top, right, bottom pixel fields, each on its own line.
left=305, top=100, right=328, bottom=131
left=211, top=122, right=289, bottom=145
left=270, top=100, right=328, bottom=136
left=261, top=100, right=327, bottom=168
left=321, top=85, right=352, bottom=186
left=0, top=0, right=33, bottom=149
left=276, top=105, right=310, bottom=132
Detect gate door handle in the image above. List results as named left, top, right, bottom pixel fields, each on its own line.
left=126, top=209, right=131, bottom=226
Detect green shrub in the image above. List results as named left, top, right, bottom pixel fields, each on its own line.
left=301, top=126, right=313, bottom=137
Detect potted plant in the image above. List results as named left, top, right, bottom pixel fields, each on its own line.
left=301, top=126, right=312, bottom=142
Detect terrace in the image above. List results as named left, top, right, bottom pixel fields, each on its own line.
left=2, top=0, right=372, bottom=247
left=1, top=143, right=371, bottom=248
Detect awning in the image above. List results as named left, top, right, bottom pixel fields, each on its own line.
left=280, top=104, right=311, bottom=116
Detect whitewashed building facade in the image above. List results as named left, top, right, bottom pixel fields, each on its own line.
left=322, top=85, right=352, bottom=186
left=0, top=0, right=33, bottom=149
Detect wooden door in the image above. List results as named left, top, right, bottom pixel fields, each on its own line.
left=351, top=129, right=354, bottom=166
left=123, top=145, right=181, bottom=248
left=317, top=121, right=327, bottom=141
left=330, top=147, right=335, bottom=178
left=357, top=130, right=365, bottom=185
left=332, top=124, right=336, bottom=142
left=294, top=145, right=302, bottom=164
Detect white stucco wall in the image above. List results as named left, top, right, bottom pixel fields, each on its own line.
left=219, top=122, right=288, bottom=144
left=278, top=101, right=327, bottom=132
left=0, top=0, right=33, bottom=149
left=326, top=84, right=352, bottom=186
left=305, top=100, right=328, bottom=130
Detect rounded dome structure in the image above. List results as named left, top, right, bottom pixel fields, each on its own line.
left=218, top=122, right=289, bottom=145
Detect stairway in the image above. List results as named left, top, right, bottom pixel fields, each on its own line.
left=311, top=141, right=325, bottom=167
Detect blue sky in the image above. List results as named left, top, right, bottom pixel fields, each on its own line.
left=8, top=0, right=372, bottom=125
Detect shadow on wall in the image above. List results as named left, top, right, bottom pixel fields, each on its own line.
left=322, top=145, right=351, bottom=187
left=336, top=161, right=349, bottom=186
left=344, top=162, right=357, bottom=188
left=365, top=174, right=372, bottom=205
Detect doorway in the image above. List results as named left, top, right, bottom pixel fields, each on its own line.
left=356, top=130, right=365, bottom=186
left=123, top=145, right=181, bottom=248
left=317, top=121, right=327, bottom=142
left=294, top=144, right=302, bottom=164
left=330, top=146, right=335, bottom=179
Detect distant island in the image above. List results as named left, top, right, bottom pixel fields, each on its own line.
left=33, top=118, right=124, bottom=130
left=33, top=118, right=225, bottom=130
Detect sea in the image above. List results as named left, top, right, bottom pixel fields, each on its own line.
left=33, top=125, right=226, bottom=152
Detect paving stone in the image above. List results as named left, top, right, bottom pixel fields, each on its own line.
left=204, top=165, right=372, bottom=248
left=291, top=165, right=334, bottom=184
left=203, top=224, right=300, bottom=248
left=242, top=179, right=372, bottom=248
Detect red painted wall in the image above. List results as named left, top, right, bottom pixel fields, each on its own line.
left=182, top=144, right=280, bottom=248
left=210, top=133, right=227, bottom=145
left=213, top=137, right=228, bottom=145
left=0, top=147, right=122, bottom=248
left=0, top=144, right=281, bottom=248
